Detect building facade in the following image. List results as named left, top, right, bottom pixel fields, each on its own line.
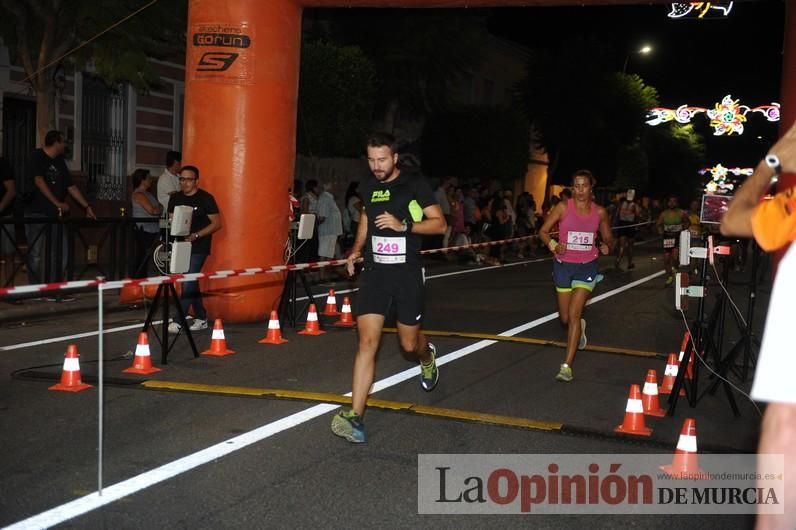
left=0, top=46, right=186, bottom=208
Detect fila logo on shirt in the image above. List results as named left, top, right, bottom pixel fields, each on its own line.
left=371, top=190, right=390, bottom=203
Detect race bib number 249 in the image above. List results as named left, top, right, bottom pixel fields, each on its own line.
left=372, top=235, right=406, bottom=264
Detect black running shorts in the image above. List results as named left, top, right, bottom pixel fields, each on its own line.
left=356, top=265, right=425, bottom=326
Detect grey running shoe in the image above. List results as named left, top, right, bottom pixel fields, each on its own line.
left=578, top=318, right=587, bottom=350
left=331, top=409, right=366, bottom=443
left=420, top=343, right=440, bottom=392
left=189, top=318, right=208, bottom=331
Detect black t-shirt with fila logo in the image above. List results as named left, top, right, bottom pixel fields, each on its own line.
left=359, top=172, right=436, bottom=268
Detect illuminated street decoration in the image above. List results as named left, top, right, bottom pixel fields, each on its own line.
left=668, top=2, right=733, bottom=19
left=646, top=95, right=780, bottom=136
left=645, top=104, right=708, bottom=127
left=698, top=163, right=752, bottom=194
left=707, top=95, right=747, bottom=136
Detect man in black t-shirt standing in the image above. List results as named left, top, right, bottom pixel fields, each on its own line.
left=166, top=165, right=222, bottom=333
left=26, top=130, right=96, bottom=288
left=331, top=132, right=447, bottom=444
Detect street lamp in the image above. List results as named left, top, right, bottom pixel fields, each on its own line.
left=623, top=44, right=653, bottom=74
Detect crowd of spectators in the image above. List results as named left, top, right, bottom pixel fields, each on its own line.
left=2, top=138, right=721, bottom=294
left=288, top=173, right=724, bottom=271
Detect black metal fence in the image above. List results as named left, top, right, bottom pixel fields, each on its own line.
left=0, top=217, right=161, bottom=288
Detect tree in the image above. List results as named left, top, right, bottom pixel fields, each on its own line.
left=421, top=106, right=530, bottom=182
left=643, top=123, right=706, bottom=197
left=518, top=37, right=658, bottom=185
left=0, top=0, right=186, bottom=141
left=297, top=40, right=377, bottom=157
left=615, top=142, right=649, bottom=192
left=309, top=9, right=488, bottom=133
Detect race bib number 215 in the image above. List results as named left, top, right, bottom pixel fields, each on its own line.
left=566, top=231, right=594, bottom=251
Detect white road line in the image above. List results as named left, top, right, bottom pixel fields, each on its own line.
left=0, top=322, right=164, bottom=352
left=3, top=269, right=664, bottom=529
left=0, top=258, right=548, bottom=352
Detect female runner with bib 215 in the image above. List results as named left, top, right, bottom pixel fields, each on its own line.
left=539, top=170, right=613, bottom=382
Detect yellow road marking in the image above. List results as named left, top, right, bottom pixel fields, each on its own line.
left=383, top=328, right=661, bottom=358
left=142, top=380, right=562, bottom=432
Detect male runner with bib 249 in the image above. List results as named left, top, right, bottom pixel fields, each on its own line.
left=331, top=132, right=447, bottom=444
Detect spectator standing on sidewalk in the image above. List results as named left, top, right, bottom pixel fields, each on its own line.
left=26, top=130, right=96, bottom=294
left=317, top=182, right=343, bottom=280
left=157, top=150, right=181, bottom=211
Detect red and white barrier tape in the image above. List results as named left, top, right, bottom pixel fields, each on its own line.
left=0, top=222, right=654, bottom=297
left=419, top=234, right=536, bottom=255
left=0, top=279, right=105, bottom=297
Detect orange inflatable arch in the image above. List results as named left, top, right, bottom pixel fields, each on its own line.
left=184, top=0, right=796, bottom=322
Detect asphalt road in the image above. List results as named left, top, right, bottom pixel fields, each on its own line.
left=0, top=241, right=769, bottom=529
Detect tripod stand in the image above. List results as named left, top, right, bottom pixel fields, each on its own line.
left=277, top=229, right=318, bottom=329
left=667, top=235, right=743, bottom=417
left=141, top=280, right=199, bottom=364
left=705, top=240, right=761, bottom=394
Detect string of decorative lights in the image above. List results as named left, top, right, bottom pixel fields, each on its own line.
left=647, top=95, right=780, bottom=136
left=668, top=2, right=734, bottom=19
left=698, top=163, right=753, bottom=194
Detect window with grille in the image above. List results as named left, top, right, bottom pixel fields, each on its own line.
left=80, top=74, right=128, bottom=201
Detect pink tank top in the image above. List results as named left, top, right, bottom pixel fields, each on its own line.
left=559, top=199, right=600, bottom=263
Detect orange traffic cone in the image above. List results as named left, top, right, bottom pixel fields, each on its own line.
left=660, top=418, right=705, bottom=478
left=614, top=384, right=653, bottom=436
left=659, top=353, right=686, bottom=396
left=49, top=344, right=93, bottom=392
left=321, top=289, right=340, bottom=316
left=678, top=331, right=695, bottom=380
left=298, top=304, right=326, bottom=336
left=259, top=311, right=288, bottom=344
left=202, top=319, right=235, bottom=356
left=123, top=332, right=162, bottom=374
left=641, top=369, right=666, bottom=417
left=333, top=297, right=355, bottom=327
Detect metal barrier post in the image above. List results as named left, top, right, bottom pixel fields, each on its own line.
left=97, top=278, right=105, bottom=495
left=67, top=219, right=76, bottom=281
left=43, top=220, right=52, bottom=283
left=55, top=219, right=64, bottom=283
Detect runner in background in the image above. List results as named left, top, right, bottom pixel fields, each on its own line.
left=614, top=189, right=641, bottom=271
left=688, top=199, right=703, bottom=238
left=657, top=196, right=690, bottom=286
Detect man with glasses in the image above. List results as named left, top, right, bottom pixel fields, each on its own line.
left=167, top=165, right=222, bottom=333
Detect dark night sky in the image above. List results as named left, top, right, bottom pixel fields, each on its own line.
left=311, top=2, right=786, bottom=168
left=484, top=1, right=786, bottom=167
